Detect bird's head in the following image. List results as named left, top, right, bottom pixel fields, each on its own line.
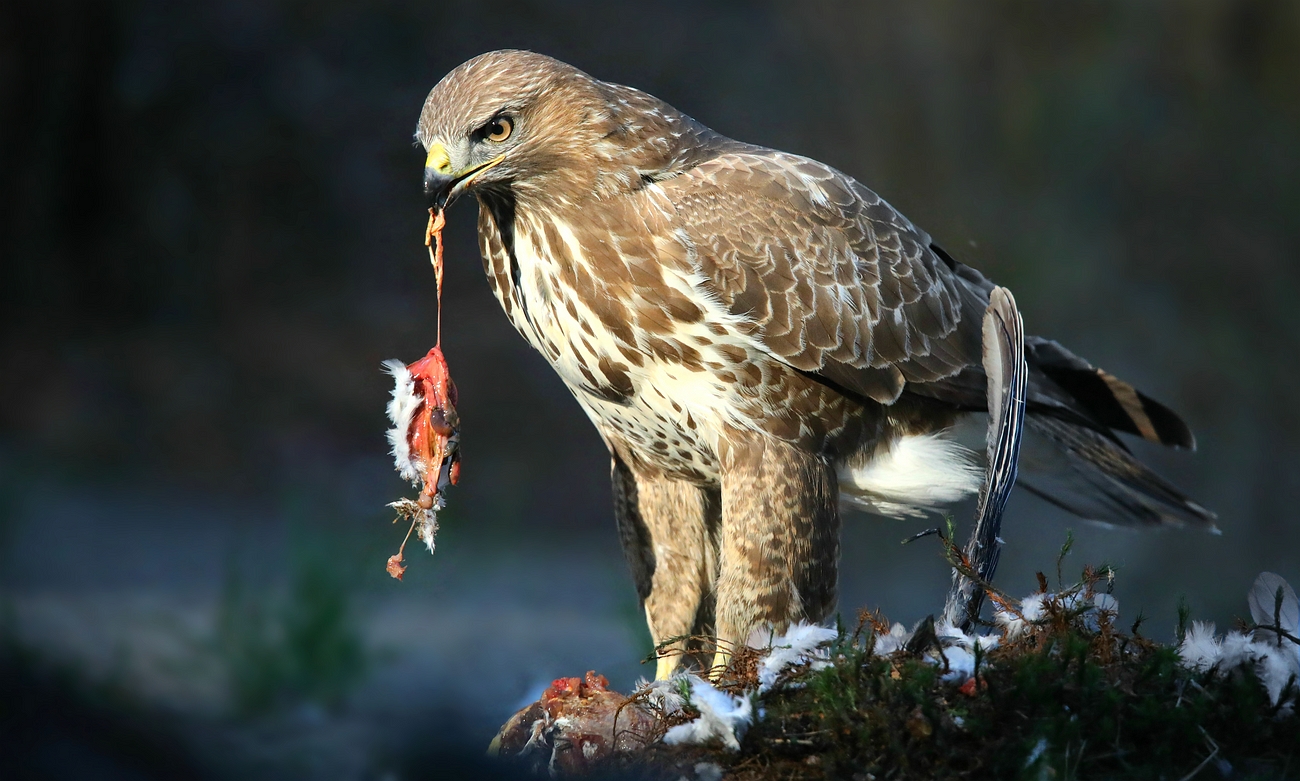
left=417, top=50, right=723, bottom=211
left=416, top=50, right=621, bottom=210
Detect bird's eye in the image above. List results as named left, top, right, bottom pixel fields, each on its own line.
left=485, top=116, right=513, bottom=142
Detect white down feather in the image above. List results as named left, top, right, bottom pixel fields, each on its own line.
left=838, top=432, right=984, bottom=518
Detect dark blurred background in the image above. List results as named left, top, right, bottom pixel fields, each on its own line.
left=2, top=1, right=1298, bottom=778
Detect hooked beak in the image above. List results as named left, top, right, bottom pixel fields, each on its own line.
left=423, top=142, right=506, bottom=210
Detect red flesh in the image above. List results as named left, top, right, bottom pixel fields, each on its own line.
left=404, top=345, right=461, bottom=501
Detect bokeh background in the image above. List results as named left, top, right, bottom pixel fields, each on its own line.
left=3, top=1, right=1299, bottom=777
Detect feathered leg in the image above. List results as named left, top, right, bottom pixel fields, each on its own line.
left=712, top=430, right=840, bottom=675
left=611, top=454, right=719, bottom=679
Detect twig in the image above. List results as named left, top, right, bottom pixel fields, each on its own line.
left=1249, top=624, right=1300, bottom=647
left=386, top=497, right=430, bottom=580
left=386, top=511, right=418, bottom=580
left=902, top=527, right=940, bottom=545
left=938, top=524, right=1024, bottom=622
left=1176, top=728, right=1220, bottom=781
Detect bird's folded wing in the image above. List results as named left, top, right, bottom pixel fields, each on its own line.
left=659, top=151, right=986, bottom=404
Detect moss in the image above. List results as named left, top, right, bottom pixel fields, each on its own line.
left=601, top=570, right=1300, bottom=781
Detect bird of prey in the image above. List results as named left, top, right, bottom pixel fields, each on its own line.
left=414, top=50, right=1215, bottom=678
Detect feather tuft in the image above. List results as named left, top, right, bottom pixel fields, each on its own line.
left=661, top=677, right=752, bottom=750
left=383, top=359, right=423, bottom=485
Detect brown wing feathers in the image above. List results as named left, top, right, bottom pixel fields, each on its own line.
left=664, top=152, right=1210, bottom=528
left=671, top=153, right=1194, bottom=453
left=668, top=154, right=980, bottom=405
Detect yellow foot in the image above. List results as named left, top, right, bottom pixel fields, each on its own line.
left=655, top=654, right=680, bottom=681
left=708, top=649, right=731, bottom=682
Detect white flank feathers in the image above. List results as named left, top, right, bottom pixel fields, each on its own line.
left=382, top=359, right=422, bottom=485
left=839, top=432, right=982, bottom=517
left=662, top=677, right=753, bottom=751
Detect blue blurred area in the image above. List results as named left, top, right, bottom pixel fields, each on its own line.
left=2, top=1, right=1299, bottom=777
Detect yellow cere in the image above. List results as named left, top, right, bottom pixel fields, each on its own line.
left=425, top=142, right=452, bottom=175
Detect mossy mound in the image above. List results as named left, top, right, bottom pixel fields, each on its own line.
left=730, top=626, right=1295, bottom=779
left=593, top=572, right=1300, bottom=781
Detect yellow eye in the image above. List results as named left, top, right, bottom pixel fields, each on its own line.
left=486, top=116, right=512, bottom=142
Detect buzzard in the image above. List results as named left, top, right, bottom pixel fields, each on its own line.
left=414, top=50, right=1215, bottom=678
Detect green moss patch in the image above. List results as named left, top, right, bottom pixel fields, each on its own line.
left=598, top=569, right=1299, bottom=781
